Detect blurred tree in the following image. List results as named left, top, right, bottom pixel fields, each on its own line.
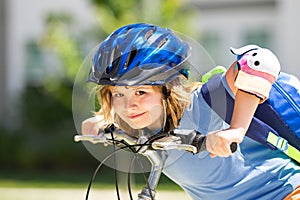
left=37, top=12, right=81, bottom=109
left=91, top=0, right=196, bottom=35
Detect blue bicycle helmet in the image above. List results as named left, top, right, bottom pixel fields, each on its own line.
left=87, top=23, right=191, bottom=86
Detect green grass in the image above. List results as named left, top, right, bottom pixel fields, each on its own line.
left=0, top=170, right=91, bottom=189
left=0, top=169, right=182, bottom=191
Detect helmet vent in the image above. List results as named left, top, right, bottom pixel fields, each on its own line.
left=124, top=27, right=134, bottom=36
left=110, top=45, right=120, bottom=65
left=110, top=48, right=116, bottom=65
left=102, top=51, right=109, bottom=69
left=158, top=38, right=168, bottom=48
left=145, top=29, right=154, bottom=40
left=124, top=48, right=137, bottom=70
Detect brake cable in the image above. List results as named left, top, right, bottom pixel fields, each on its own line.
left=111, top=132, right=121, bottom=200
left=126, top=132, right=169, bottom=200
left=84, top=138, right=152, bottom=200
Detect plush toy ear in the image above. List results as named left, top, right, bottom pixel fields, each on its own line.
left=230, top=44, right=261, bottom=60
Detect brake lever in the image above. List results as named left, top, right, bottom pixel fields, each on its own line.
left=74, top=134, right=108, bottom=144
left=152, top=141, right=197, bottom=154
left=74, top=128, right=138, bottom=147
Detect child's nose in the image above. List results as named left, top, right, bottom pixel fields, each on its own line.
left=126, top=95, right=138, bottom=109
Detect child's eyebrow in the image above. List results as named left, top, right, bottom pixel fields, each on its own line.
left=136, top=86, right=152, bottom=90
left=109, top=86, right=152, bottom=94
left=110, top=86, right=136, bottom=93
left=110, top=90, right=120, bottom=93
left=109, top=87, right=122, bottom=93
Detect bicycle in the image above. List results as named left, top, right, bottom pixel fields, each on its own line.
left=74, top=124, right=237, bottom=200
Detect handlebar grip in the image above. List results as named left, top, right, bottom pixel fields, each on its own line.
left=230, top=142, right=237, bottom=153
left=192, top=134, right=238, bottom=154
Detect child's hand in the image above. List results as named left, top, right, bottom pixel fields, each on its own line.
left=206, top=127, right=244, bottom=158
left=81, top=116, right=105, bottom=135
left=81, top=116, right=111, bottom=146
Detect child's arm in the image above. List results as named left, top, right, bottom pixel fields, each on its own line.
left=206, top=46, right=281, bottom=157
left=227, top=62, right=261, bottom=132
left=230, top=90, right=260, bottom=131
left=205, top=65, right=261, bottom=157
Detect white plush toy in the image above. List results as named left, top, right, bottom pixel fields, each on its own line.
left=230, top=45, right=281, bottom=101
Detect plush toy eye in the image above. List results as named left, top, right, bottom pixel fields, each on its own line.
left=254, top=61, right=260, bottom=66
left=252, top=52, right=257, bottom=56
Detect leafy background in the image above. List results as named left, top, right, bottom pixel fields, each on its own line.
left=0, top=0, right=196, bottom=188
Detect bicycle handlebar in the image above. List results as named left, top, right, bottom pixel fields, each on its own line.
left=74, top=133, right=198, bottom=153
left=74, top=129, right=237, bottom=200
left=74, top=130, right=237, bottom=154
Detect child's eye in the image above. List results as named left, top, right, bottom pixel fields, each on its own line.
left=136, top=90, right=146, bottom=96
left=112, top=93, right=124, bottom=98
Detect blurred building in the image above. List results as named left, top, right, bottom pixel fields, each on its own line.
left=0, top=0, right=299, bottom=128
left=191, top=0, right=300, bottom=76
left=0, top=0, right=95, bottom=128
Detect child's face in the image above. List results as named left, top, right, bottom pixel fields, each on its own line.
left=110, top=85, right=164, bottom=131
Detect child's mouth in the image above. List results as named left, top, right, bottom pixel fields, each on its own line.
left=128, top=112, right=146, bottom=119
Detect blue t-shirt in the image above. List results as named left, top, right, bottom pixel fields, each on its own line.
left=162, top=75, right=300, bottom=200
